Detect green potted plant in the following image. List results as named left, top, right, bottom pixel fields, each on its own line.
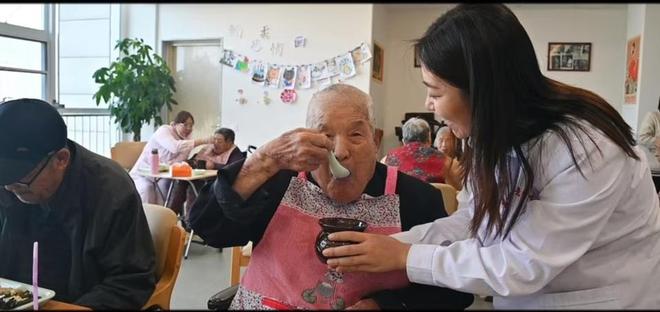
left=92, top=38, right=178, bottom=141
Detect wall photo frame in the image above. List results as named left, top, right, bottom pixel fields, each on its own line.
left=547, top=42, right=591, bottom=72
left=414, top=45, right=421, bottom=68
left=371, top=42, right=384, bottom=82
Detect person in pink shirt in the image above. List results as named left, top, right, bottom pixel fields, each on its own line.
left=176, top=128, right=246, bottom=221
left=129, top=111, right=212, bottom=214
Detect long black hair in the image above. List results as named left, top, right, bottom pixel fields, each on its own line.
left=416, top=4, right=638, bottom=239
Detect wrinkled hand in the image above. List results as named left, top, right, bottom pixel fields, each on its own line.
left=257, top=128, right=333, bottom=173
left=323, top=231, right=411, bottom=273
left=346, top=298, right=380, bottom=310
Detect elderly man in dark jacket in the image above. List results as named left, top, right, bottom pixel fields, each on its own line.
left=0, top=98, right=156, bottom=309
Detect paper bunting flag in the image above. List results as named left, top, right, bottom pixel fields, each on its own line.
left=220, top=42, right=369, bottom=91
left=358, top=42, right=372, bottom=63
left=220, top=49, right=238, bottom=67
left=351, top=42, right=372, bottom=64
left=325, top=58, right=339, bottom=78
left=265, top=64, right=282, bottom=89
left=336, top=53, right=356, bottom=79
left=250, top=60, right=266, bottom=85
left=234, top=54, right=250, bottom=73
left=311, top=61, right=327, bottom=81
left=296, top=64, right=312, bottom=89
left=280, top=65, right=297, bottom=90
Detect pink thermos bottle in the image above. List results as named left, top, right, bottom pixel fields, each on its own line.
left=150, top=148, right=160, bottom=174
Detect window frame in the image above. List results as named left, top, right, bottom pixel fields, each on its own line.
left=0, top=4, right=54, bottom=102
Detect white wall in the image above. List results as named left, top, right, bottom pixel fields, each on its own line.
left=370, top=4, right=388, bottom=156
left=634, top=4, right=660, bottom=134
left=378, top=5, right=452, bottom=155
left=125, top=4, right=374, bottom=149
left=121, top=4, right=157, bottom=140
left=514, top=4, right=627, bottom=110
left=377, top=4, right=628, bottom=154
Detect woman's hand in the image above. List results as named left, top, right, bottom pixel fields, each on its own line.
left=322, top=231, right=411, bottom=273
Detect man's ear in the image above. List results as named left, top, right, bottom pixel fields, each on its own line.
left=373, top=128, right=383, bottom=150
left=53, top=148, right=71, bottom=170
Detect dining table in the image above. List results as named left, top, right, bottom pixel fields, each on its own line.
left=135, top=168, right=218, bottom=258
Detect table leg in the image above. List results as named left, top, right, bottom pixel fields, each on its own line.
left=182, top=178, right=212, bottom=259
left=184, top=229, right=195, bottom=259
left=163, top=180, right=175, bottom=208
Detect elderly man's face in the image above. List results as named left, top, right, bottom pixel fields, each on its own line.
left=4, top=148, right=70, bottom=204
left=212, top=133, right=232, bottom=154
left=310, top=99, right=377, bottom=204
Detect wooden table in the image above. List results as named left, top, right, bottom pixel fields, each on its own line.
left=136, top=168, right=218, bottom=258
left=42, top=300, right=91, bottom=310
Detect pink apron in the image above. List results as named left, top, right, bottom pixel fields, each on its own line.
left=230, top=167, right=409, bottom=310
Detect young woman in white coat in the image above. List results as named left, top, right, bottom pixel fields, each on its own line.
left=322, top=4, right=660, bottom=309
left=130, top=111, right=212, bottom=211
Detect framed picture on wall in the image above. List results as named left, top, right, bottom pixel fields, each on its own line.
left=547, top=42, right=591, bottom=71
left=372, top=42, right=384, bottom=82
left=414, top=45, right=421, bottom=68
left=624, top=35, right=641, bottom=104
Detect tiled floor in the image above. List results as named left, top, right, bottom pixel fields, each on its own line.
left=170, top=239, right=493, bottom=310
left=170, top=242, right=232, bottom=310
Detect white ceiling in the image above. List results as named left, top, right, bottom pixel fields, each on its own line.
left=382, top=3, right=626, bottom=12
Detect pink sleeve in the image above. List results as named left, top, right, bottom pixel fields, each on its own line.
left=153, top=126, right=195, bottom=156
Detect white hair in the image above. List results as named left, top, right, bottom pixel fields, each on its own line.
left=306, top=83, right=375, bottom=129
left=434, top=126, right=451, bottom=147
left=402, top=117, right=430, bottom=144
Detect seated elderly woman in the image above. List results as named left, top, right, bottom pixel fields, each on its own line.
left=383, top=118, right=462, bottom=189
left=189, top=84, right=473, bottom=310
left=434, top=125, right=465, bottom=190
left=434, top=125, right=462, bottom=159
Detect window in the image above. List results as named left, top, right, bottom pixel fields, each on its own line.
left=57, top=4, right=121, bottom=156
left=0, top=4, right=45, bottom=30
left=0, top=4, right=50, bottom=101
left=0, top=4, right=122, bottom=157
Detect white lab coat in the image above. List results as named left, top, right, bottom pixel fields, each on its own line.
left=394, top=122, right=660, bottom=309
left=129, top=125, right=195, bottom=204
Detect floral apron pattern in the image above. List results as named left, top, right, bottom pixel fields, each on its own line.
left=230, top=167, right=409, bottom=310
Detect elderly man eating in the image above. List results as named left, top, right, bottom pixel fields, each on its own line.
left=189, top=84, right=473, bottom=310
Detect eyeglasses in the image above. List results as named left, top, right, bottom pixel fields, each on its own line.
left=11, top=151, right=56, bottom=189
left=179, top=122, right=194, bottom=130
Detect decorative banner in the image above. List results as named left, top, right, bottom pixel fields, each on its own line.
left=311, top=61, right=327, bottom=81
left=234, top=54, right=250, bottom=73
left=220, top=50, right=237, bottom=67
left=296, top=64, right=312, bottom=89
left=351, top=42, right=373, bottom=64
left=265, top=64, right=282, bottom=89
left=325, top=58, right=339, bottom=78
left=220, top=42, right=372, bottom=94
left=280, top=65, right=297, bottom=90
left=336, top=53, right=356, bottom=80
left=250, top=60, right=266, bottom=85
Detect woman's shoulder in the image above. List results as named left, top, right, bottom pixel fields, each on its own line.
left=525, top=118, right=630, bottom=180
left=154, top=124, right=174, bottom=135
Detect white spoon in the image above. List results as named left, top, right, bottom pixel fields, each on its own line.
left=328, top=151, right=351, bottom=178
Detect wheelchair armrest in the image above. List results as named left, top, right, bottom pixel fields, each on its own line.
left=208, top=284, right=239, bottom=310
